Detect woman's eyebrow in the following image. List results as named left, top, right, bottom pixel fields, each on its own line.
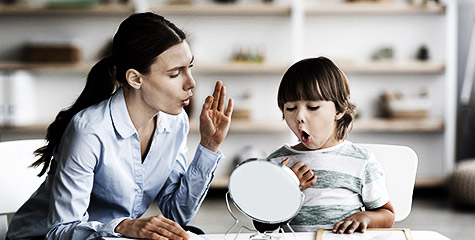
left=167, top=56, right=194, bottom=72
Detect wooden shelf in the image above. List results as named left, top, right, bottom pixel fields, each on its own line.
left=0, top=61, right=444, bottom=75
left=414, top=176, right=447, bottom=188
left=0, top=3, right=134, bottom=16
left=305, top=2, right=445, bottom=15
left=190, top=118, right=443, bottom=134
left=193, top=63, right=290, bottom=75
left=0, top=119, right=444, bottom=135
left=0, top=61, right=93, bottom=73
left=150, top=3, right=291, bottom=16
left=0, top=124, right=47, bottom=134
left=210, top=176, right=229, bottom=189
left=189, top=120, right=289, bottom=134
left=353, top=118, right=444, bottom=133
left=339, top=61, right=445, bottom=74
left=195, top=61, right=444, bottom=75
left=0, top=2, right=444, bottom=16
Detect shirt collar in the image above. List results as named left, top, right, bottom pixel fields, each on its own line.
left=110, top=88, right=136, bottom=139
left=156, top=112, right=173, bottom=134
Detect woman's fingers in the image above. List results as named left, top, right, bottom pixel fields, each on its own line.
left=211, top=81, right=223, bottom=111
left=155, top=215, right=188, bottom=238
left=116, top=215, right=189, bottom=240
left=217, top=85, right=226, bottom=112
left=225, top=98, right=234, bottom=117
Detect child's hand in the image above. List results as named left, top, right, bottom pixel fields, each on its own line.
left=332, top=202, right=395, bottom=234
left=281, top=158, right=317, bottom=190
left=332, top=212, right=370, bottom=234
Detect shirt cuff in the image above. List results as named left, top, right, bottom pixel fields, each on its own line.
left=191, top=144, right=223, bottom=174
left=101, top=217, right=130, bottom=237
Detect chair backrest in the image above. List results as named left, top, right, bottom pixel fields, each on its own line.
left=0, top=139, right=46, bottom=239
left=357, top=143, right=418, bottom=222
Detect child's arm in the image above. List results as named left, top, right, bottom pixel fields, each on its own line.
left=332, top=201, right=395, bottom=234
left=281, top=157, right=317, bottom=190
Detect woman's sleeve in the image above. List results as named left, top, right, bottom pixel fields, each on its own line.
left=46, top=121, right=127, bottom=239
left=156, top=133, right=223, bottom=226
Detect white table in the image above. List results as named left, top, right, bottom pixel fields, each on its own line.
left=203, top=231, right=451, bottom=240
left=103, top=230, right=451, bottom=240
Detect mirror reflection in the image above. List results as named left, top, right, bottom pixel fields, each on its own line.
left=227, top=158, right=304, bottom=231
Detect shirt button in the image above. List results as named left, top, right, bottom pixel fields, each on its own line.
left=137, top=189, right=142, bottom=193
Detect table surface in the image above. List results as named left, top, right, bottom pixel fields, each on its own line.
left=203, top=231, right=451, bottom=240
left=103, top=230, right=451, bottom=240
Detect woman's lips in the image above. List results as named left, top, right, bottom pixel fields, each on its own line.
left=183, top=96, right=192, bottom=106
left=183, top=99, right=190, bottom=106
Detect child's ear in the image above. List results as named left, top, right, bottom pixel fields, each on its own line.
left=125, top=69, right=143, bottom=90
left=335, top=111, right=345, bottom=121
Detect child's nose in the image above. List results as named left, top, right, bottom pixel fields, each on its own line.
left=296, top=109, right=305, bottom=124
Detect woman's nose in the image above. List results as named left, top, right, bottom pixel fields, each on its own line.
left=185, top=72, right=196, bottom=90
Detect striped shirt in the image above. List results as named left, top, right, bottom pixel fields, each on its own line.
left=267, top=140, right=389, bottom=232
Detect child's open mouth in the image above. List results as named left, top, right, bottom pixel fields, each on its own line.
left=301, top=130, right=310, bottom=143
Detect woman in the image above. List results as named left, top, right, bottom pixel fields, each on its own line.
left=6, top=12, right=233, bottom=240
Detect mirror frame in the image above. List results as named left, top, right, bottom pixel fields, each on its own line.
left=228, top=158, right=305, bottom=224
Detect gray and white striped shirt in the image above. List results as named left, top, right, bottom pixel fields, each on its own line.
left=268, top=140, right=390, bottom=232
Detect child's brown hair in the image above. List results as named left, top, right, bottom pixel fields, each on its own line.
left=277, top=56, right=356, bottom=140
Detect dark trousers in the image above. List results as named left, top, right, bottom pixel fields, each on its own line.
left=184, top=225, right=205, bottom=235
left=6, top=236, right=44, bottom=240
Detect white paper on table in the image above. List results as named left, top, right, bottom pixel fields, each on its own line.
left=318, top=229, right=412, bottom=240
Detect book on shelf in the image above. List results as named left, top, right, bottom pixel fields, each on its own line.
left=0, top=71, right=37, bottom=127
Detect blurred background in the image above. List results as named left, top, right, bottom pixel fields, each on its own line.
left=0, top=0, right=474, bottom=239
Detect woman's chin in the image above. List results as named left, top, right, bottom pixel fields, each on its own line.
left=162, top=107, right=183, bottom=116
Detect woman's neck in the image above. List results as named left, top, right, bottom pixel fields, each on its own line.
left=123, top=87, right=158, bottom=132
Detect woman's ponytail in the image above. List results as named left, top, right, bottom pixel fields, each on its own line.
left=31, top=12, right=187, bottom=176
left=31, top=56, right=119, bottom=176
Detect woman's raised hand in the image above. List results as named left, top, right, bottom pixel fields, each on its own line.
left=115, top=215, right=189, bottom=240
left=199, top=81, right=233, bottom=153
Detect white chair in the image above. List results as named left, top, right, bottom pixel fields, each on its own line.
left=357, top=143, right=418, bottom=222
left=0, top=139, right=47, bottom=240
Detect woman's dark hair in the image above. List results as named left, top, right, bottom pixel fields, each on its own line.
left=31, top=12, right=186, bottom=176
left=277, top=56, right=356, bottom=140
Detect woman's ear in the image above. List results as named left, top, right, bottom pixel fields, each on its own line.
left=126, top=69, right=143, bottom=90
left=335, top=111, right=345, bottom=121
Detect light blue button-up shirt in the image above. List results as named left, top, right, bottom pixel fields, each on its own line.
left=7, top=88, right=222, bottom=240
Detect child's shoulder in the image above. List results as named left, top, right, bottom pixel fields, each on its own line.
left=267, top=145, right=299, bottom=160
left=331, top=141, right=373, bottom=161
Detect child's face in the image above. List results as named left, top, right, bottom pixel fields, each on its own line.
left=283, top=100, right=344, bottom=150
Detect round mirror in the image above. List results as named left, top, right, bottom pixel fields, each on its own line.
left=228, top=158, right=304, bottom=224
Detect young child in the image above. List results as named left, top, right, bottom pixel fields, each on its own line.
left=267, top=57, right=395, bottom=234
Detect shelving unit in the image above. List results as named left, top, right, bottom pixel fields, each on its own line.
left=0, top=61, right=93, bottom=73
left=0, top=3, right=134, bottom=15
left=304, top=1, right=445, bottom=15
left=0, top=0, right=457, bottom=187
left=0, top=60, right=444, bottom=74
left=150, top=3, right=291, bottom=16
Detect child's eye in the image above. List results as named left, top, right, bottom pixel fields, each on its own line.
left=308, top=106, right=320, bottom=111
left=285, top=107, right=297, bottom=111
